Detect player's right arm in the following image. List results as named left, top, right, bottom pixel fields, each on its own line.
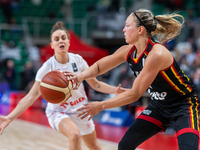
left=0, top=80, right=41, bottom=135
left=66, top=45, right=132, bottom=89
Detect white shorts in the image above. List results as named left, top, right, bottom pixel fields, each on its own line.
left=47, top=111, right=95, bottom=135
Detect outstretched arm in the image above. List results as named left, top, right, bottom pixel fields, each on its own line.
left=77, top=45, right=173, bottom=120
left=65, top=45, right=132, bottom=89
left=86, top=77, right=129, bottom=95
left=0, top=81, right=41, bottom=135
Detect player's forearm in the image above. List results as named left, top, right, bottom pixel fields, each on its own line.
left=100, top=90, right=140, bottom=110
left=6, top=95, right=38, bottom=121
left=94, top=81, right=116, bottom=94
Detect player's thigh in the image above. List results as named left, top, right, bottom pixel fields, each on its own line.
left=172, top=115, right=199, bottom=150
left=58, top=117, right=81, bottom=138
left=118, top=118, right=161, bottom=150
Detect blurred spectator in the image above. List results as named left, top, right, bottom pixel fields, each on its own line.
left=20, top=61, right=35, bottom=91
left=61, top=0, right=73, bottom=19
left=3, top=59, right=16, bottom=89
left=171, top=46, right=182, bottom=63
left=108, top=0, right=119, bottom=12
left=0, top=40, right=21, bottom=60
left=28, top=46, right=41, bottom=72
left=31, top=0, right=42, bottom=5
left=184, top=46, right=196, bottom=67
left=0, top=0, right=13, bottom=23
left=175, top=39, right=196, bottom=69
left=128, top=0, right=152, bottom=13
left=179, top=55, right=191, bottom=77
left=47, top=10, right=56, bottom=19
left=153, top=0, right=185, bottom=11
left=97, top=0, right=112, bottom=12
left=110, top=63, right=133, bottom=88
left=191, top=68, right=200, bottom=99
left=192, top=52, right=200, bottom=69
left=10, top=0, right=20, bottom=10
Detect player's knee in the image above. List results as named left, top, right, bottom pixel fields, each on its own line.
left=118, top=140, right=129, bottom=150
left=118, top=140, right=126, bottom=150
left=118, top=132, right=140, bottom=150
left=118, top=140, right=136, bottom=150
left=178, top=133, right=199, bottom=150
left=69, top=131, right=81, bottom=142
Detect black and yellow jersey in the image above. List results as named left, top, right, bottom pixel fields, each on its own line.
left=126, top=38, right=196, bottom=101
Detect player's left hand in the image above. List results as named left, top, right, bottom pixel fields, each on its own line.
left=115, top=84, right=129, bottom=95
left=77, top=102, right=104, bottom=120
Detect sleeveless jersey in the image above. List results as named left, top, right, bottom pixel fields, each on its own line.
left=35, top=53, right=89, bottom=116
left=126, top=38, right=196, bottom=102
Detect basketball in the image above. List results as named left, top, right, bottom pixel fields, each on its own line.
left=40, top=70, right=73, bottom=104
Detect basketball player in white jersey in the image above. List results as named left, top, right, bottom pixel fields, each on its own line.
left=0, top=22, right=126, bottom=150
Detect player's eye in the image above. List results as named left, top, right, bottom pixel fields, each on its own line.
left=62, top=36, right=66, bottom=40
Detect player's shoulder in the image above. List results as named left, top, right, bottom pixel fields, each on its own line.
left=149, top=43, right=172, bottom=63
left=68, top=52, right=81, bottom=58
left=151, top=43, right=169, bottom=56
left=118, top=44, right=133, bottom=51
left=114, top=44, right=133, bottom=59
left=69, top=53, right=84, bottom=63
left=42, top=56, right=54, bottom=67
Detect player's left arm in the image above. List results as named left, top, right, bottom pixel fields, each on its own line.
left=101, top=44, right=173, bottom=108
left=86, top=78, right=128, bottom=95
left=77, top=45, right=173, bottom=119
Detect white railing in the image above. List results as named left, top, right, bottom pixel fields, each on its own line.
left=21, top=12, right=99, bottom=43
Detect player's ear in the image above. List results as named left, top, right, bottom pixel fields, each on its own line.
left=138, top=26, right=145, bottom=34
left=50, top=43, right=53, bottom=49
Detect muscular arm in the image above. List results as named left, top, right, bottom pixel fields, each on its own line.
left=81, top=45, right=131, bottom=80
left=100, top=44, right=173, bottom=109
left=78, top=45, right=174, bottom=119
left=66, top=45, right=132, bottom=89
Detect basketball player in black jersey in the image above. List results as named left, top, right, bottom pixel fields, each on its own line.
left=65, top=9, right=199, bottom=150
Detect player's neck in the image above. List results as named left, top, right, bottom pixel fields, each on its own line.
left=135, top=37, right=149, bottom=57
left=55, top=54, right=69, bottom=64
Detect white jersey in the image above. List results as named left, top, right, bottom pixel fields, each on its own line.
left=35, top=53, right=89, bottom=117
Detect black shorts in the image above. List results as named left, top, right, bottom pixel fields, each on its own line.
left=118, top=93, right=199, bottom=150
left=138, top=93, right=199, bottom=135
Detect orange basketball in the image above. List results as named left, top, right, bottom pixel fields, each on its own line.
left=40, top=70, right=73, bottom=104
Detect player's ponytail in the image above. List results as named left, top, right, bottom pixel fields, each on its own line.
left=133, top=9, right=184, bottom=43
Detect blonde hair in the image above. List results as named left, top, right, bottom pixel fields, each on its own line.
left=50, top=21, right=70, bottom=40
left=133, top=9, right=185, bottom=43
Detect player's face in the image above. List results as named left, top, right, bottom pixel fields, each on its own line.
left=50, top=30, right=70, bottom=54
left=123, top=14, right=139, bottom=44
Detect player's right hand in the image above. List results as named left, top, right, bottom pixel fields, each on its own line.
left=0, top=116, right=11, bottom=135
left=63, top=71, right=84, bottom=90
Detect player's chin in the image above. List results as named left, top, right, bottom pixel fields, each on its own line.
left=124, top=38, right=129, bottom=43
left=59, top=48, right=67, bottom=52
left=58, top=49, right=68, bottom=54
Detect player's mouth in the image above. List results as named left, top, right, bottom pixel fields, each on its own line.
left=59, top=45, right=65, bottom=49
